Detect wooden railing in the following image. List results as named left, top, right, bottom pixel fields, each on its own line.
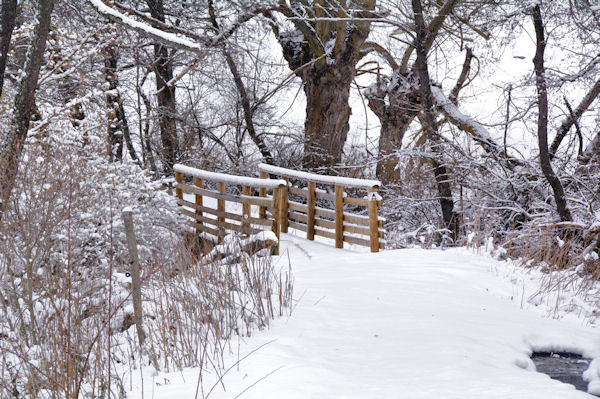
left=258, top=164, right=385, bottom=252
left=173, top=164, right=287, bottom=254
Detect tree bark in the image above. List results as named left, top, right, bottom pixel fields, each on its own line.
left=412, top=0, right=459, bottom=239
left=532, top=4, right=571, bottom=222
left=0, top=0, right=54, bottom=220
left=302, top=66, right=355, bottom=171
left=0, top=0, right=16, bottom=96
left=146, top=0, right=178, bottom=175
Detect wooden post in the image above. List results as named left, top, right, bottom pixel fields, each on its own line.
left=280, top=178, right=289, bottom=233
left=174, top=171, right=183, bottom=204
left=271, top=186, right=281, bottom=255
left=259, top=170, right=267, bottom=219
left=368, top=188, right=380, bottom=253
left=335, top=184, right=344, bottom=249
left=194, top=177, right=203, bottom=235
left=217, top=181, right=226, bottom=241
left=307, top=181, right=316, bottom=240
left=242, top=185, right=251, bottom=232
left=121, top=209, right=146, bottom=345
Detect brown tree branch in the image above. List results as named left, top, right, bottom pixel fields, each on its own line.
left=549, top=77, right=600, bottom=160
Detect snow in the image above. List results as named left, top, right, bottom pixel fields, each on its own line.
left=174, top=164, right=287, bottom=188
left=127, top=236, right=600, bottom=398
left=258, top=163, right=381, bottom=189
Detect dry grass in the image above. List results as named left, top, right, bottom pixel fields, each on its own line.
left=0, top=146, right=294, bottom=398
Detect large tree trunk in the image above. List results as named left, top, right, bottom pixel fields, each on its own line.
left=275, top=0, right=375, bottom=172
left=146, top=0, right=178, bottom=175
left=0, top=0, right=54, bottom=220
left=0, top=0, right=16, bottom=96
left=412, top=0, right=459, bottom=239
left=302, top=67, right=354, bottom=171
left=532, top=4, right=571, bottom=222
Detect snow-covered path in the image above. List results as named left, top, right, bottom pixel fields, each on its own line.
left=130, top=234, right=600, bottom=398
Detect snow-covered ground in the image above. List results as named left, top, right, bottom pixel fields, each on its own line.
left=127, top=233, right=600, bottom=398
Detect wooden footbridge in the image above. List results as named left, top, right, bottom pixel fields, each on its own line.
left=173, top=163, right=385, bottom=253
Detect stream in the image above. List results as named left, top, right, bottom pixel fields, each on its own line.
left=531, top=352, right=597, bottom=396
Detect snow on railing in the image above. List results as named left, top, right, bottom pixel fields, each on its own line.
left=173, top=164, right=287, bottom=254
left=258, top=163, right=381, bottom=189
left=258, top=164, right=385, bottom=252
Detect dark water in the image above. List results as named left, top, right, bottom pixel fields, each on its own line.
left=531, top=352, right=597, bottom=396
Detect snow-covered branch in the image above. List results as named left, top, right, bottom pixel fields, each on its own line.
left=88, top=0, right=206, bottom=55
left=431, top=85, right=523, bottom=171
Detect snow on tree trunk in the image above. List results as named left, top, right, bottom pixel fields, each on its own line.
left=366, top=72, right=421, bottom=185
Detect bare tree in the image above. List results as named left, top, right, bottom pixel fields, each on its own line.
left=208, top=0, right=274, bottom=165
left=532, top=4, right=571, bottom=222
left=412, top=0, right=459, bottom=238
left=0, top=0, right=55, bottom=220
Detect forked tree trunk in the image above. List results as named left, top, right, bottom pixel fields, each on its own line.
left=532, top=4, right=571, bottom=222
left=366, top=72, right=421, bottom=185
left=0, top=0, right=54, bottom=220
left=412, top=0, right=459, bottom=239
left=274, top=0, right=375, bottom=172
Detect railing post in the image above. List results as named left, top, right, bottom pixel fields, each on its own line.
left=280, top=178, right=289, bottom=233
left=307, top=181, right=316, bottom=240
left=217, top=181, right=226, bottom=241
left=175, top=171, right=183, bottom=204
left=271, top=186, right=281, bottom=255
left=335, top=184, right=344, bottom=249
left=242, top=185, right=251, bottom=232
left=194, top=177, right=203, bottom=235
left=368, top=188, right=380, bottom=253
left=259, top=171, right=267, bottom=219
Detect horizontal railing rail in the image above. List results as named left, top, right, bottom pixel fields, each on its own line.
left=174, top=164, right=286, bottom=254
left=258, top=163, right=385, bottom=252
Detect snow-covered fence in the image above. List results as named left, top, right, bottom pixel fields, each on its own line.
left=258, top=164, right=385, bottom=252
left=173, top=164, right=287, bottom=254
